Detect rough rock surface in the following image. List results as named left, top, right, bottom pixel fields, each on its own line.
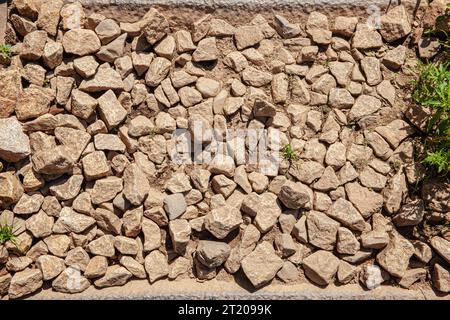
left=0, top=4, right=445, bottom=298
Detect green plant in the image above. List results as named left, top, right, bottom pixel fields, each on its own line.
left=281, top=144, right=298, bottom=162
left=43, top=78, right=50, bottom=87
left=412, top=61, right=450, bottom=175
left=149, top=127, right=156, bottom=137
left=0, top=44, right=12, bottom=60
left=0, top=223, right=17, bottom=245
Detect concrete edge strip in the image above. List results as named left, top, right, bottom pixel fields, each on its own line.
left=72, top=0, right=393, bottom=9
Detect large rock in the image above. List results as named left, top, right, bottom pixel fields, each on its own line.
left=345, top=182, right=383, bottom=218
left=375, top=120, right=414, bottom=149
left=95, top=19, right=121, bottom=45
left=25, top=210, right=53, bottom=238
left=97, top=90, right=127, bottom=130
left=8, top=268, right=43, bottom=299
left=383, top=170, right=407, bottom=215
left=0, top=172, right=24, bottom=209
left=36, top=0, right=63, bottom=36
left=376, top=233, right=414, bottom=278
left=79, top=64, right=124, bottom=92
left=241, top=241, right=283, bottom=288
left=16, top=85, right=54, bottom=121
left=94, top=265, right=132, bottom=288
left=380, top=5, right=411, bottom=42
left=163, top=193, right=186, bottom=220
left=352, top=27, right=383, bottom=50
left=144, top=250, right=169, bottom=283
left=168, top=219, right=191, bottom=254
left=361, top=265, right=385, bottom=290
left=49, top=175, right=83, bottom=201
left=145, top=57, right=171, bottom=87
left=337, top=227, right=360, bottom=255
left=192, top=37, right=218, bottom=62
left=302, top=250, right=340, bottom=286
left=13, top=193, right=43, bottom=215
left=421, top=179, right=450, bottom=213
left=0, top=274, right=12, bottom=296
left=327, top=198, right=365, bottom=232
left=0, top=69, right=22, bottom=118
left=20, top=30, right=47, bottom=61
left=349, top=95, right=382, bottom=122
left=0, top=117, right=31, bottom=162
left=205, top=205, right=243, bottom=239
left=96, top=33, right=127, bottom=63
left=52, top=267, right=90, bottom=293
left=31, top=146, right=74, bottom=174
left=307, top=210, right=340, bottom=251
left=430, top=237, right=450, bottom=265
left=123, top=163, right=150, bottom=206
left=91, top=176, right=123, bottom=205
left=278, top=181, right=312, bottom=209
left=142, top=8, right=169, bottom=45
left=433, top=264, right=450, bottom=293
left=53, top=207, right=96, bottom=234
left=62, top=29, right=101, bottom=56
left=196, top=240, right=231, bottom=268
left=393, top=199, right=425, bottom=227
left=234, top=25, right=264, bottom=50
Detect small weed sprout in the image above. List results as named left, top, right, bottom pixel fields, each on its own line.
left=0, top=223, right=17, bottom=245
left=282, top=144, right=298, bottom=162
left=0, top=44, right=12, bottom=60
left=43, top=78, right=51, bottom=87
left=149, top=127, right=157, bottom=137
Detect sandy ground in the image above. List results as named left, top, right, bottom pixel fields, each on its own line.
left=28, top=278, right=449, bottom=300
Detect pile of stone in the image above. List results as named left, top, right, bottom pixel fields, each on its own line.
left=0, top=0, right=449, bottom=299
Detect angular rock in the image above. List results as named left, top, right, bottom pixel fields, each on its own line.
left=307, top=210, right=340, bottom=251
left=234, top=25, right=264, bottom=50
left=380, top=5, right=411, bottom=42
left=430, top=237, right=450, bottom=265
left=163, top=193, right=187, bottom=220
left=433, top=264, right=450, bottom=293
left=94, top=265, right=132, bottom=288
left=345, top=182, right=383, bottom=218
left=52, top=267, right=90, bottom=293
left=196, top=240, right=231, bottom=268
left=376, top=233, right=414, bottom=278
left=241, top=241, right=283, bottom=288
left=278, top=181, right=312, bottom=209
left=327, top=198, right=365, bottom=232
left=62, top=29, right=101, bottom=56
left=205, top=205, right=243, bottom=239
left=302, top=250, right=340, bottom=286
left=85, top=256, right=108, bottom=279
left=393, top=199, right=425, bottom=227
left=0, top=172, right=24, bottom=209
left=169, top=219, right=191, bottom=254
left=192, top=37, right=218, bottom=62
left=142, top=8, right=169, bottom=45
left=144, top=250, right=169, bottom=283
left=337, top=227, right=360, bottom=255
left=0, top=117, right=31, bottom=162
left=123, top=164, right=149, bottom=206
left=361, top=264, right=384, bottom=290
left=8, top=268, right=42, bottom=299
left=79, top=63, right=124, bottom=92
left=35, top=255, right=65, bottom=281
